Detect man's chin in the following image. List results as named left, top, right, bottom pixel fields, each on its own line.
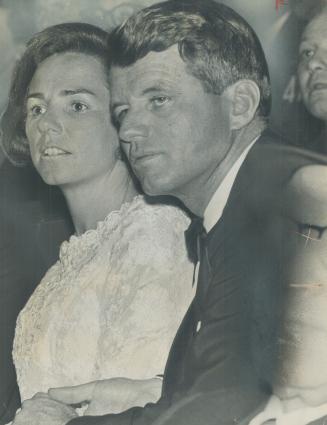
left=139, top=176, right=170, bottom=197
left=142, top=185, right=164, bottom=197
left=307, top=100, right=327, bottom=122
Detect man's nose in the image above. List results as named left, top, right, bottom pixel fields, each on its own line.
left=308, top=49, right=327, bottom=73
left=37, top=110, right=63, bottom=134
left=119, top=112, right=149, bottom=145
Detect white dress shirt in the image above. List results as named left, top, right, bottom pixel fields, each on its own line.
left=203, top=137, right=258, bottom=232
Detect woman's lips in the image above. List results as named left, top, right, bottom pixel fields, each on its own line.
left=42, top=147, right=71, bottom=157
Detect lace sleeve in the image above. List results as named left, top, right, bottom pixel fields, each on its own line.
left=96, top=200, right=194, bottom=380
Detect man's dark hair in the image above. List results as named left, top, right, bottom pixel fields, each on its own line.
left=1, top=22, right=109, bottom=165
left=109, top=0, right=271, bottom=119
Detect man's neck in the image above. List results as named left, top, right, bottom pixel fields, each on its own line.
left=179, top=120, right=266, bottom=217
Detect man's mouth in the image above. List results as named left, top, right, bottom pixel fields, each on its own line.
left=310, top=82, right=327, bottom=94
left=42, top=147, right=71, bottom=157
left=131, top=153, right=159, bottom=165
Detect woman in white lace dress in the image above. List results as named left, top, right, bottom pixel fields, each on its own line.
left=1, top=23, right=194, bottom=415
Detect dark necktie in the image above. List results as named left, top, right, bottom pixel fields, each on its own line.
left=184, top=216, right=210, bottom=290
left=184, top=216, right=207, bottom=265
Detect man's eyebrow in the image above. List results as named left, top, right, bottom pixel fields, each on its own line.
left=141, top=85, right=172, bottom=96
left=299, top=37, right=316, bottom=45
left=26, top=92, right=44, bottom=100
left=61, top=89, right=96, bottom=96
left=111, top=87, right=163, bottom=109
left=111, top=83, right=176, bottom=109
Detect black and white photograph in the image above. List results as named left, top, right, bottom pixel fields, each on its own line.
left=1, top=1, right=327, bottom=424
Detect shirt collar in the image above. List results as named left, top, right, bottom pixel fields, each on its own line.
left=203, top=137, right=259, bottom=233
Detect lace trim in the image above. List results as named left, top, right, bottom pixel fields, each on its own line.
left=59, top=195, right=144, bottom=270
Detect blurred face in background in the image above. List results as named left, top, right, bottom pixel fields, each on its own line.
left=298, top=12, right=327, bottom=122
left=25, top=52, right=118, bottom=188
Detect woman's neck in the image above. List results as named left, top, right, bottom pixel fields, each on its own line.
left=60, top=160, right=139, bottom=235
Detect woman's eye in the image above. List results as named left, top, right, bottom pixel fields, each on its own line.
left=29, top=105, right=46, bottom=116
left=71, top=102, right=88, bottom=113
left=151, top=96, right=170, bottom=107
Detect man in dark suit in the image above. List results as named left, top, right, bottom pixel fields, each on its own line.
left=12, top=1, right=327, bottom=424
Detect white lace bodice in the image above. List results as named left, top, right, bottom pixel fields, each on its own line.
left=13, top=196, right=194, bottom=401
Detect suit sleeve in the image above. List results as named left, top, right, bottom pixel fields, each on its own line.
left=66, top=369, right=266, bottom=425
left=67, top=398, right=167, bottom=425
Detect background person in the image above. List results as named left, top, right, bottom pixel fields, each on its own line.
left=297, top=7, right=327, bottom=153
left=247, top=9, right=327, bottom=425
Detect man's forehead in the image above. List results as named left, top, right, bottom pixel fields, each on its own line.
left=110, top=46, right=186, bottom=92
left=302, top=13, right=327, bottom=41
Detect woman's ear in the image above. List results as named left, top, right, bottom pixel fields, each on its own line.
left=226, top=80, right=261, bottom=130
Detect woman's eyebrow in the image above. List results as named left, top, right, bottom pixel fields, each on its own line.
left=26, top=88, right=96, bottom=100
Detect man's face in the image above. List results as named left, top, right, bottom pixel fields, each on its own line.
left=110, top=46, right=232, bottom=199
left=298, top=13, right=327, bottom=122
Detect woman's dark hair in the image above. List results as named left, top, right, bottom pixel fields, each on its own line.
left=1, top=22, right=109, bottom=165
left=110, top=0, right=271, bottom=120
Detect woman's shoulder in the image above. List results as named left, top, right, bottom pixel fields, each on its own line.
left=115, top=196, right=191, bottom=246
left=108, top=195, right=192, bottom=267
left=119, top=195, right=191, bottom=230
left=54, top=195, right=191, bottom=270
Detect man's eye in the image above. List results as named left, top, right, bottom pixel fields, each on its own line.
left=29, top=105, right=46, bottom=116
left=300, top=48, right=315, bottom=60
left=151, top=96, right=170, bottom=107
left=71, top=102, right=88, bottom=113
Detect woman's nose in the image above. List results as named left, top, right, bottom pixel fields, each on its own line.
left=37, top=110, right=63, bottom=134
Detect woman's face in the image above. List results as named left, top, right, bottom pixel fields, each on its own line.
left=25, top=51, right=118, bottom=187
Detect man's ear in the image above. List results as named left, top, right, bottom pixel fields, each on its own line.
left=226, top=80, right=261, bottom=130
